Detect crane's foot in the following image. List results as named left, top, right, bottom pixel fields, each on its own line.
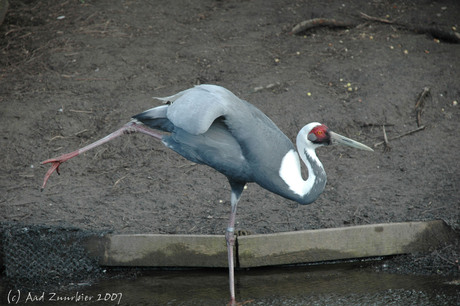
left=227, top=299, right=254, bottom=306
left=41, top=151, right=80, bottom=190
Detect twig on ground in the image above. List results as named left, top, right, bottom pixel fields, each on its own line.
left=74, top=129, right=89, bottom=136
left=113, top=174, right=128, bottom=188
left=359, top=12, right=394, bottom=24
left=374, top=126, right=425, bottom=147
left=415, top=87, right=430, bottom=127
left=360, top=122, right=395, bottom=128
left=382, top=125, right=391, bottom=152
left=359, top=12, right=460, bottom=43
left=47, top=135, right=67, bottom=143
left=291, top=18, right=357, bottom=35
left=292, top=12, right=460, bottom=43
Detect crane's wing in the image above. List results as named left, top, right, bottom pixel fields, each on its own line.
left=155, top=85, right=240, bottom=135
left=132, top=84, right=297, bottom=191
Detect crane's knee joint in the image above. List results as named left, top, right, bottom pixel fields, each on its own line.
left=123, top=122, right=140, bottom=135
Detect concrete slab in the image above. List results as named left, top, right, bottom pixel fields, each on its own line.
left=83, top=220, right=456, bottom=268
left=85, top=234, right=229, bottom=267
left=237, top=220, right=455, bottom=267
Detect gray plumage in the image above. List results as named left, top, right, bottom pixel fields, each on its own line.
left=132, top=84, right=313, bottom=203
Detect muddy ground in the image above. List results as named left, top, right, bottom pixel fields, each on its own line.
left=1, top=0, right=459, bottom=278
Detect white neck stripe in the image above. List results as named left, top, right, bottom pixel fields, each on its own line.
left=279, top=149, right=315, bottom=196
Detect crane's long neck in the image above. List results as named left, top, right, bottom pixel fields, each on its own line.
left=279, top=141, right=327, bottom=205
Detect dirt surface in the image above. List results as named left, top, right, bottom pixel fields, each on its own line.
left=1, top=0, right=459, bottom=275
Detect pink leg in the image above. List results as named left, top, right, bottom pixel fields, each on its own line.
left=226, top=204, right=237, bottom=304
left=41, top=122, right=162, bottom=189
left=226, top=182, right=245, bottom=304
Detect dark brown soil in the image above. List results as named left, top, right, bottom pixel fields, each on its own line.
left=1, top=0, right=459, bottom=276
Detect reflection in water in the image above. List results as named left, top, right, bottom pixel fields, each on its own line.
left=1, top=262, right=458, bottom=305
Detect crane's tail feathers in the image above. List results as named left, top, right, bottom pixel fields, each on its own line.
left=132, top=105, right=174, bottom=132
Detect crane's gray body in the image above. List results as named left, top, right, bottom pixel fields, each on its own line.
left=41, top=84, right=370, bottom=302
left=133, top=84, right=322, bottom=204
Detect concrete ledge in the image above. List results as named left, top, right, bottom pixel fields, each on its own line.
left=83, top=220, right=456, bottom=268
left=237, top=220, right=454, bottom=267
left=85, top=234, right=229, bottom=267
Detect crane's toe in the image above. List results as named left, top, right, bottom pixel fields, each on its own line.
left=41, top=151, right=80, bottom=189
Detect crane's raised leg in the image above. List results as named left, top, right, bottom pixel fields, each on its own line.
left=41, top=122, right=163, bottom=189
left=226, top=181, right=245, bottom=304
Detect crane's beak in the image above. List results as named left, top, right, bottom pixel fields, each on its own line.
left=330, top=131, right=374, bottom=151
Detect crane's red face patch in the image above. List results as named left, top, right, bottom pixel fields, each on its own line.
left=308, top=124, right=331, bottom=144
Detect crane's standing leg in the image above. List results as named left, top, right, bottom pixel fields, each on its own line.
left=41, top=122, right=163, bottom=189
left=226, top=181, right=245, bottom=304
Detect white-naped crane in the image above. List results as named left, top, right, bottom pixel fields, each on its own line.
left=41, top=84, right=373, bottom=303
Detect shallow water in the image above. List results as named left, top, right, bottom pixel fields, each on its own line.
left=2, top=263, right=459, bottom=305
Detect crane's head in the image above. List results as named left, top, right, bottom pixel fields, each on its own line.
left=300, top=122, right=373, bottom=151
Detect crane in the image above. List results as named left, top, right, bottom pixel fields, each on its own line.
left=41, top=84, right=373, bottom=303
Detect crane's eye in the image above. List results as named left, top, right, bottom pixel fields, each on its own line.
left=308, top=124, right=330, bottom=144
